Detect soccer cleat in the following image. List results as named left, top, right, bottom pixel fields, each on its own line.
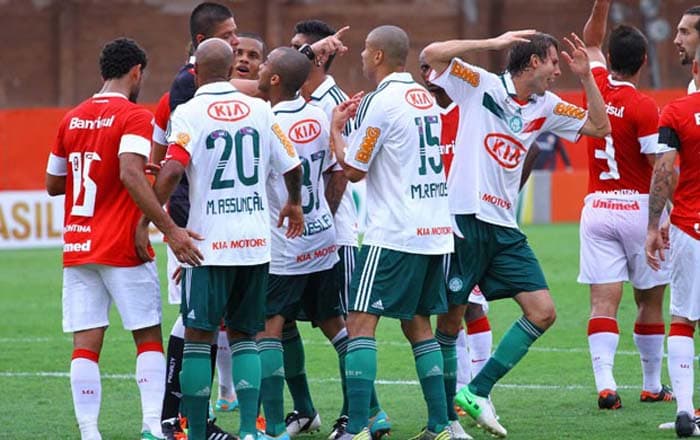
left=257, top=416, right=267, bottom=432
left=338, top=428, right=371, bottom=440
left=162, top=417, right=187, bottom=440
left=368, top=410, right=391, bottom=439
left=407, top=426, right=457, bottom=440
left=141, top=430, right=166, bottom=440
left=454, top=387, right=506, bottom=437
left=328, top=415, right=349, bottom=439
left=259, top=432, right=291, bottom=440
left=640, top=384, right=674, bottom=402
left=448, top=420, right=473, bottom=440
left=215, top=397, right=240, bottom=412
left=206, top=418, right=238, bottom=440
left=454, top=405, right=467, bottom=418
left=661, top=409, right=700, bottom=430
left=675, top=411, right=700, bottom=437
left=285, top=410, right=321, bottom=436
left=597, top=389, right=622, bottom=410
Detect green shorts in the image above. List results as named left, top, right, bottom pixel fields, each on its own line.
left=335, top=245, right=358, bottom=314
left=181, top=264, right=269, bottom=335
left=452, top=214, right=548, bottom=302
left=266, top=267, right=343, bottom=323
left=348, top=245, right=448, bottom=319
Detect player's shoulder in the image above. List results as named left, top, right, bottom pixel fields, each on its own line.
left=661, top=94, right=697, bottom=119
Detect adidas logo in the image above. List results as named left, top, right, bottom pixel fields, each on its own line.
left=273, top=366, right=285, bottom=377
left=187, top=309, right=196, bottom=319
left=371, top=299, right=384, bottom=310
left=195, top=386, right=210, bottom=396
left=426, top=365, right=442, bottom=377
left=236, top=379, right=253, bottom=390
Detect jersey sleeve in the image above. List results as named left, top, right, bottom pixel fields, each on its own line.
left=635, top=96, right=661, bottom=154
left=430, top=57, right=492, bottom=106
left=119, top=108, right=153, bottom=158
left=543, top=94, right=588, bottom=142
left=345, top=95, right=389, bottom=172
left=152, top=93, right=170, bottom=146
left=165, top=107, right=195, bottom=167
left=269, top=112, right=301, bottom=174
left=169, top=69, right=196, bottom=111
left=46, top=117, right=68, bottom=176
left=658, top=104, right=681, bottom=152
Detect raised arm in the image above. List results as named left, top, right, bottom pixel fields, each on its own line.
left=582, top=0, right=611, bottom=65
left=422, top=30, right=536, bottom=78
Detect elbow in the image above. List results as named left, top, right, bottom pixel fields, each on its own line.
left=422, top=43, right=439, bottom=65
left=46, top=185, right=63, bottom=197
left=598, top=120, right=612, bottom=137
left=344, top=169, right=364, bottom=183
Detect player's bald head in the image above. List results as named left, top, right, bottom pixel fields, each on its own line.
left=194, top=37, right=234, bottom=83
left=267, top=47, right=311, bottom=94
left=367, top=25, right=410, bottom=67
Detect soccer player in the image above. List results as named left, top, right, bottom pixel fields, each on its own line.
left=147, top=38, right=303, bottom=440
left=423, top=30, right=610, bottom=436
left=233, top=32, right=265, bottom=80
left=45, top=37, right=198, bottom=440
left=331, top=25, right=454, bottom=440
left=579, top=0, right=672, bottom=410
left=674, top=6, right=700, bottom=93
left=646, top=44, right=700, bottom=438
left=290, top=19, right=389, bottom=440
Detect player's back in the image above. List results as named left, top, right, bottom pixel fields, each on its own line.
left=587, top=65, right=658, bottom=194
left=58, top=93, right=153, bottom=267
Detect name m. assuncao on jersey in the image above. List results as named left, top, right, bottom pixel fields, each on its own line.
left=206, top=193, right=265, bottom=215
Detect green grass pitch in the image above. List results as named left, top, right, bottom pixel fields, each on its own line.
left=0, top=224, right=687, bottom=439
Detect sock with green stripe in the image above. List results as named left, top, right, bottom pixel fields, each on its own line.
left=180, top=342, right=211, bottom=440
left=331, top=328, right=350, bottom=416
left=413, top=339, right=448, bottom=433
left=259, top=338, right=286, bottom=436
left=435, top=329, right=459, bottom=421
left=345, top=337, right=377, bottom=434
left=469, top=316, right=544, bottom=397
left=283, top=326, right=315, bottom=414
left=230, top=338, right=261, bottom=438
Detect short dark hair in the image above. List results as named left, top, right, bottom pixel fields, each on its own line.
left=238, top=31, right=267, bottom=55
left=190, top=2, right=233, bottom=46
left=506, top=33, right=559, bottom=76
left=270, top=47, right=312, bottom=95
left=293, top=19, right=336, bottom=71
left=99, top=38, right=147, bottom=80
left=608, top=24, right=647, bottom=76
left=684, top=6, right=700, bottom=34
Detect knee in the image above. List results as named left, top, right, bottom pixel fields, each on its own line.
left=525, top=303, right=556, bottom=331
left=437, top=306, right=466, bottom=336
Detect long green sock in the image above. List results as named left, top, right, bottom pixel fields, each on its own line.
left=259, top=338, right=286, bottom=436
left=345, top=337, right=377, bottom=434
left=332, top=329, right=350, bottom=416
left=180, top=342, right=211, bottom=440
left=230, top=339, right=261, bottom=438
left=413, top=339, right=448, bottom=433
left=436, top=330, right=458, bottom=421
left=469, top=316, right=544, bottom=397
left=282, top=327, right=315, bottom=414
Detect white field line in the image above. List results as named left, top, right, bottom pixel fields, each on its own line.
left=0, top=371, right=647, bottom=390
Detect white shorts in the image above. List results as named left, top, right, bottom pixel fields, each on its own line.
left=578, top=194, right=670, bottom=289
left=166, top=246, right=181, bottom=305
left=62, top=262, right=162, bottom=333
left=670, top=225, right=700, bottom=320
left=468, top=285, right=488, bottom=310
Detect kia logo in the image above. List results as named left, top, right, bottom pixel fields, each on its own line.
left=483, top=133, right=526, bottom=169
left=405, top=88, right=433, bottom=109
left=288, top=119, right=322, bottom=143
left=207, top=100, right=251, bottom=121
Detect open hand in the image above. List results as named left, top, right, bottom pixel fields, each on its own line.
left=561, top=33, right=591, bottom=78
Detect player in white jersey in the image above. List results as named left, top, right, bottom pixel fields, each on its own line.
left=146, top=39, right=302, bottom=440
left=673, top=7, right=700, bottom=93
left=424, top=31, right=610, bottom=437
left=291, top=19, right=389, bottom=440
left=330, top=25, right=455, bottom=440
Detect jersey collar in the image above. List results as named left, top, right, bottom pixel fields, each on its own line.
left=310, top=75, right=337, bottom=100
left=608, top=75, right=636, bottom=89
left=92, top=92, right=128, bottom=100
left=272, top=95, right=306, bottom=113
left=499, top=72, right=537, bottom=104
left=194, top=81, right=237, bottom=97
left=378, top=71, right=413, bottom=86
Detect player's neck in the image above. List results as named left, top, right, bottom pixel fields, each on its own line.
left=99, top=79, right=131, bottom=98
left=197, top=76, right=230, bottom=88
left=373, top=66, right=403, bottom=86
left=610, top=70, right=640, bottom=86
left=269, top=89, right=296, bottom=107
left=300, top=69, right=326, bottom=100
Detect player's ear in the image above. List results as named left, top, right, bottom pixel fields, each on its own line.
left=693, top=59, right=699, bottom=77
left=227, top=64, right=234, bottom=80
left=271, top=73, right=280, bottom=86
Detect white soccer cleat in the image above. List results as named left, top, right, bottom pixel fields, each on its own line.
left=448, top=420, right=474, bottom=440
left=285, top=410, right=321, bottom=436
left=454, top=387, right=506, bottom=438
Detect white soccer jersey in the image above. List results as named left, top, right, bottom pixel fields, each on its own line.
left=268, top=96, right=339, bottom=275
left=166, top=81, right=300, bottom=266
left=346, top=72, right=453, bottom=255
left=309, top=75, right=359, bottom=247
left=432, top=58, right=587, bottom=228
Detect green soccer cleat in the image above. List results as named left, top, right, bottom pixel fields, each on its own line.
left=368, top=410, right=391, bottom=439
left=454, top=387, right=507, bottom=438
left=141, top=430, right=165, bottom=440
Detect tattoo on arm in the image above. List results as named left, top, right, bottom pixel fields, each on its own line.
left=284, top=166, right=303, bottom=205
left=648, top=156, right=674, bottom=229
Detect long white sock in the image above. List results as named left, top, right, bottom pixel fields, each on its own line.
left=633, top=322, right=665, bottom=393
left=455, top=328, right=470, bottom=390
left=668, top=323, right=695, bottom=415
left=216, top=330, right=236, bottom=400
left=71, top=350, right=102, bottom=440
left=588, top=317, right=619, bottom=392
left=467, top=316, right=492, bottom=379
left=136, top=344, right=166, bottom=436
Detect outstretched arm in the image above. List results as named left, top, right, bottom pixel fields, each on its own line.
left=582, top=0, right=611, bottom=65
